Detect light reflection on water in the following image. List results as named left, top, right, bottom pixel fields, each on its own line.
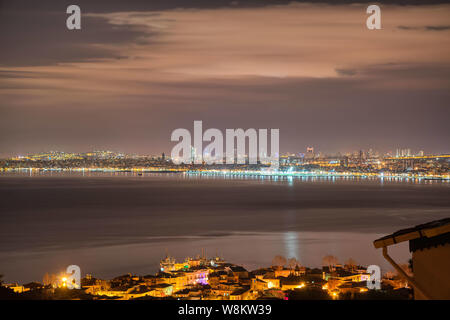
left=0, top=172, right=447, bottom=283
left=2, top=170, right=450, bottom=185
left=0, top=231, right=409, bottom=283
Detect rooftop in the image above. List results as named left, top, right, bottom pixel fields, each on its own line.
left=373, top=218, right=450, bottom=249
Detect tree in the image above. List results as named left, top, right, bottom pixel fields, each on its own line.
left=287, top=258, right=301, bottom=270
left=322, top=255, right=338, bottom=271
left=345, top=258, right=357, bottom=271
left=398, top=263, right=412, bottom=277
left=43, top=273, right=51, bottom=286
left=49, top=274, right=58, bottom=287
left=395, top=263, right=413, bottom=288
left=272, top=255, right=287, bottom=268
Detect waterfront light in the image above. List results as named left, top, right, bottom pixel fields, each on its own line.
left=61, top=277, right=67, bottom=287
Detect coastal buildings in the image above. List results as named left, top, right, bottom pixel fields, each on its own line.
left=2, top=149, right=449, bottom=180
left=0, top=253, right=412, bottom=300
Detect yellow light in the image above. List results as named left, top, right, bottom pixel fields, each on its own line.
left=62, top=277, right=67, bottom=282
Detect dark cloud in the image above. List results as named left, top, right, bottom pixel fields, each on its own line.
left=356, top=63, right=450, bottom=81
left=0, top=11, right=154, bottom=67
left=397, top=25, right=419, bottom=30
left=1, top=1, right=448, bottom=67
left=3, top=1, right=450, bottom=13
left=0, top=70, right=40, bottom=79
left=335, top=69, right=357, bottom=76
left=425, top=25, right=450, bottom=31
left=398, top=25, right=450, bottom=31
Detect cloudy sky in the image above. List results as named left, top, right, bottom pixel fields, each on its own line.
left=0, top=0, right=449, bottom=157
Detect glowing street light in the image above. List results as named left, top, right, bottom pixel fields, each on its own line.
left=61, top=276, right=67, bottom=287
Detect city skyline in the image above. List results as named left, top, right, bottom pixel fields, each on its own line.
left=2, top=146, right=445, bottom=160
left=1, top=1, right=449, bottom=157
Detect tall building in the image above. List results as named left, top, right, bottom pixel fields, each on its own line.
left=405, top=148, right=411, bottom=157
left=306, top=147, right=315, bottom=159
left=396, top=148, right=412, bottom=157
left=358, top=150, right=365, bottom=164
left=190, top=146, right=197, bottom=163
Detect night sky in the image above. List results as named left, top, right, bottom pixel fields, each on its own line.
left=0, top=0, right=449, bottom=157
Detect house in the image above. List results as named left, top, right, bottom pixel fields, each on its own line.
left=251, top=278, right=268, bottom=291
left=337, top=281, right=369, bottom=294
left=82, top=276, right=110, bottom=294
left=210, top=283, right=241, bottom=299
left=260, top=273, right=280, bottom=289
left=173, top=285, right=209, bottom=299
left=4, top=283, right=30, bottom=293
left=127, top=285, right=154, bottom=299
left=374, top=217, right=450, bottom=300
left=325, top=269, right=370, bottom=283
left=208, top=271, right=228, bottom=286
left=229, top=286, right=251, bottom=300
left=280, top=276, right=305, bottom=291
left=148, top=283, right=173, bottom=297
left=306, top=268, right=323, bottom=279
left=273, top=268, right=291, bottom=278
left=228, top=266, right=249, bottom=279
left=95, top=285, right=131, bottom=298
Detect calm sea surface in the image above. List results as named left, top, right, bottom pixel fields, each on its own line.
left=1, top=172, right=449, bottom=283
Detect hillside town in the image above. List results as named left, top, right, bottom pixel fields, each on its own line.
left=0, top=253, right=412, bottom=300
